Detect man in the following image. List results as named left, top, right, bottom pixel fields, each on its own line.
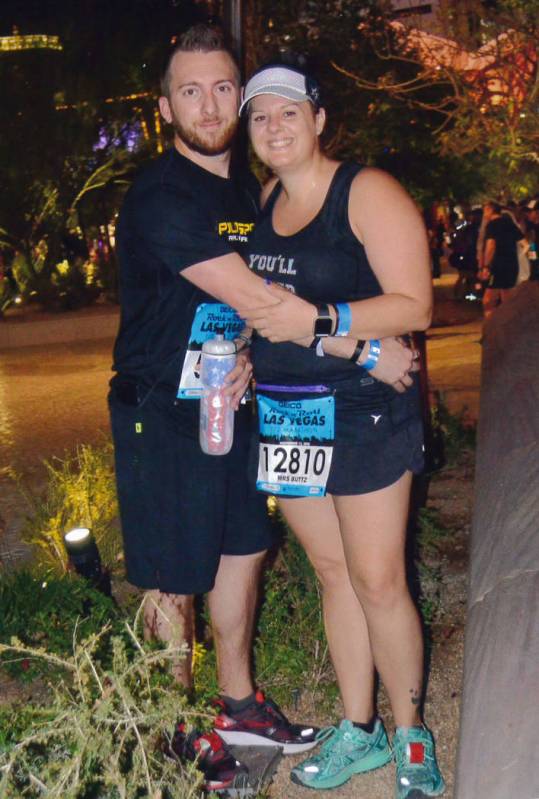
left=480, top=201, right=524, bottom=317
left=109, top=23, right=416, bottom=792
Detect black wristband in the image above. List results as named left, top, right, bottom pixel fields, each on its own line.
left=309, top=336, right=320, bottom=349
left=349, top=339, right=367, bottom=363
left=313, top=303, right=334, bottom=337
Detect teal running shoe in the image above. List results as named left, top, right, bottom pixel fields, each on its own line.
left=393, top=725, right=445, bottom=798
left=290, top=718, right=392, bottom=790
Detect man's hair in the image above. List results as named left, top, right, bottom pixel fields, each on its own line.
left=485, top=201, right=502, bottom=214
left=160, top=24, right=239, bottom=98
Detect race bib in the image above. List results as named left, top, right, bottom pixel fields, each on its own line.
left=177, top=303, right=244, bottom=399
left=256, top=389, right=335, bottom=497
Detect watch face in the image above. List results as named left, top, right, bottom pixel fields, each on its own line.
left=314, top=316, right=333, bottom=336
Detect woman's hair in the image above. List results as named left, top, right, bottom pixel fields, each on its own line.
left=160, top=24, right=239, bottom=98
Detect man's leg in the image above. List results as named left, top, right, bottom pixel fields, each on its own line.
left=143, top=589, right=194, bottom=688
left=207, top=551, right=266, bottom=698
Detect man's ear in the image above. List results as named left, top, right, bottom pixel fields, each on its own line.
left=315, top=107, right=326, bottom=136
left=158, top=95, right=172, bottom=124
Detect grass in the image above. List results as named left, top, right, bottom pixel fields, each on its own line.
left=19, top=441, right=121, bottom=577
left=0, top=602, right=206, bottom=798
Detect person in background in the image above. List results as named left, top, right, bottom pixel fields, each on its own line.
left=524, top=199, right=539, bottom=280
left=480, top=202, right=525, bottom=317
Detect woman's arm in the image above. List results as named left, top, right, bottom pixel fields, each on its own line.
left=291, top=334, right=417, bottom=393
left=241, top=167, right=432, bottom=342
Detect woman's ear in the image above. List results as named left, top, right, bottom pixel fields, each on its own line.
left=315, top=107, right=326, bottom=136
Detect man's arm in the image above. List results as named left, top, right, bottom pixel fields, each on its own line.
left=241, top=168, right=433, bottom=342
left=480, top=238, right=496, bottom=280
left=182, top=252, right=281, bottom=311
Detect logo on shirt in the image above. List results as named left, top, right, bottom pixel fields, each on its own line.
left=248, top=252, right=297, bottom=276
left=217, top=221, right=254, bottom=243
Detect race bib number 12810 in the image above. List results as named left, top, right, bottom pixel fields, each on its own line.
left=256, top=393, right=335, bottom=497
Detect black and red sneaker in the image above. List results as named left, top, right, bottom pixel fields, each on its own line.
left=166, top=722, right=249, bottom=793
left=213, top=690, right=318, bottom=755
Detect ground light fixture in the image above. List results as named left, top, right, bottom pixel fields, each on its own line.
left=63, top=527, right=111, bottom=595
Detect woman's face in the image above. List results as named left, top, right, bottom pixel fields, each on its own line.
left=247, top=94, right=325, bottom=171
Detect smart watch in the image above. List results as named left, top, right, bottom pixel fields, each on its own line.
left=313, top=303, right=334, bottom=337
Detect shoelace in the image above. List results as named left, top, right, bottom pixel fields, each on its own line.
left=258, top=696, right=289, bottom=724
left=306, top=726, right=362, bottom=774
left=394, top=737, right=436, bottom=770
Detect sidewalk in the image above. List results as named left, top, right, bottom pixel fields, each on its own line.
left=0, top=303, right=119, bottom=349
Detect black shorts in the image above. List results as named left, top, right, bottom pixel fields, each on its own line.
left=252, top=375, right=424, bottom=497
left=109, top=382, right=273, bottom=595
left=327, top=379, right=425, bottom=495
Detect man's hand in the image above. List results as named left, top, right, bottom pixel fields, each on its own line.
left=364, top=336, right=418, bottom=393
left=242, top=282, right=316, bottom=342
left=223, top=349, right=253, bottom=410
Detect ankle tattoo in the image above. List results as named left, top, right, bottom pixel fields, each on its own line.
left=409, top=688, right=421, bottom=706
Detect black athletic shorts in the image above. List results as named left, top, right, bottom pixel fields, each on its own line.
left=327, top=376, right=425, bottom=494
left=251, top=375, right=424, bottom=497
left=109, top=380, right=273, bottom=595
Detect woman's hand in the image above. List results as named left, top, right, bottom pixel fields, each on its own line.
left=317, top=335, right=418, bottom=393
left=242, top=282, right=316, bottom=342
left=223, top=350, right=253, bottom=410
left=366, top=337, right=418, bottom=393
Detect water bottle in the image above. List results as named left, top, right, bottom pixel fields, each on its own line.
left=199, top=334, right=236, bottom=455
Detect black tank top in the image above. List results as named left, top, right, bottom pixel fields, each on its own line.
left=248, top=162, right=391, bottom=395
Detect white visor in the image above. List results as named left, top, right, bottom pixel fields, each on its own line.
left=239, top=66, right=314, bottom=115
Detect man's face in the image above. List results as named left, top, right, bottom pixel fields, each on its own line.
left=159, top=50, right=240, bottom=157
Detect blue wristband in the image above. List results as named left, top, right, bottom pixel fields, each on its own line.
left=362, top=339, right=381, bottom=371
left=335, top=302, right=352, bottom=336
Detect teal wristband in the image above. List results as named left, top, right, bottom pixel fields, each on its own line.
left=335, top=302, right=352, bottom=336
left=362, top=339, right=381, bottom=371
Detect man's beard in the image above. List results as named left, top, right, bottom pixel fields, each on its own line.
left=173, top=114, right=238, bottom=156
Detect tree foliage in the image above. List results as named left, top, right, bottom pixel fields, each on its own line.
left=0, top=1, right=204, bottom=307
left=244, top=0, right=539, bottom=202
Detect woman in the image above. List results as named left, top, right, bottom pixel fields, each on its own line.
left=240, top=63, right=445, bottom=798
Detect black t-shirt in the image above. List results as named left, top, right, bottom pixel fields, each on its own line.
left=485, top=214, right=523, bottom=288
left=113, top=149, right=258, bottom=389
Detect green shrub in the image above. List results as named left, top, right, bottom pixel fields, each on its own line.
left=416, top=507, right=451, bottom=555
left=432, top=397, right=476, bottom=467
left=0, top=571, right=125, bottom=682
left=253, top=530, right=331, bottom=705
left=21, top=442, right=121, bottom=576
left=0, top=614, right=206, bottom=799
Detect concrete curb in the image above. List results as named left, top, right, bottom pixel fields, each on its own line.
left=0, top=307, right=119, bottom=349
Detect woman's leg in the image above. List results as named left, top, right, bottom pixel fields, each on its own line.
left=278, top=495, right=375, bottom=723
left=334, top=471, right=423, bottom=727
